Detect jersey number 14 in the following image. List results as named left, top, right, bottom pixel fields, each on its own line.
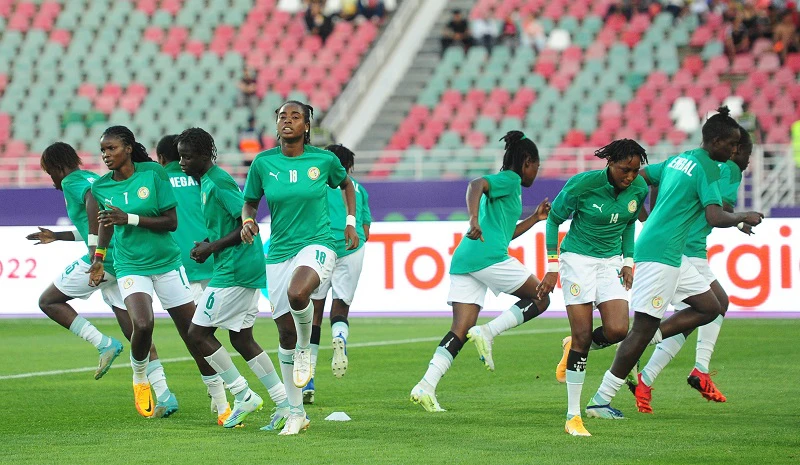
left=609, top=213, right=619, bottom=224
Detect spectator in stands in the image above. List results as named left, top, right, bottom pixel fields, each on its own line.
left=725, top=9, right=752, bottom=59
left=441, top=9, right=474, bottom=55
left=305, top=0, right=334, bottom=44
left=664, top=0, right=686, bottom=20
left=520, top=13, right=546, bottom=51
left=237, top=67, right=258, bottom=111
left=238, top=116, right=265, bottom=166
left=499, top=14, right=519, bottom=46
left=738, top=102, right=762, bottom=145
left=358, top=0, right=385, bottom=22
left=471, top=13, right=499, bottom=52
left=773, top=10, right=798, bottom=62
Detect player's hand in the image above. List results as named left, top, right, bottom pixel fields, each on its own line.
left=87, top=260, right=106, bottom=287
left=344, top=225, right=359, bottom=250
left=619, top=266, right=634, bottom=291
left=533, top=198, right=551, bottom=221
left=190, top=241, right=214, bottom=263
left=743, top=211, right=764, bottom=227
left=739, top=223, right=754, bottom=235
left=98, top=204, right=128, bottom=226
left=241, top=221, right=259, bottom=244
left=536, top=271, right=558, bottom=300
left=466, top=217, right=484, bottom=242
left=26, top=227, right=57, bottom=245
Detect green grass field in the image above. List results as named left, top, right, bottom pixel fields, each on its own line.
left=0, top=317, right=797, bottom=464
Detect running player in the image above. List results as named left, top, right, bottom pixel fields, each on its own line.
left=305, top=143, right=372, bottom=404
left=88, top=126, right=223, bottom=420
left=26, top=142, right=124, bottom=379
left=241, top=101, right=359, bottom=434
left=585, top=107, right=764, bottom=420
left=632, top=126, right=753, bottom=413
left=410, top=131, right=551, bottom=412
left=177, top=127, right=290, bottom=432
left=534, top=139, right=649, bottom=436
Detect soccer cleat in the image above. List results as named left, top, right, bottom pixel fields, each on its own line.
left=585, top=403, right=625, bottom=419
left=409, top=382, right=445, bottom=412
left=278, top=413, right=310, bottom=436
left=260, top=406, right=290, bottom=432
left=302, top=377, right=315, bottom=405
left=95, top=338, right=123, bottom=380
left=556, top=336, right=572, bottom=383
left=216, top=405, right=232, bottom=426
left=625, top=363, right=639, bottom=394
left=331, top=335, right=349, bottom=379
left=223, top=390, right=264, bottom=428
left=634, top=373, right=653, bottom=414
left=152, top=393, right=179, bottom=419
left=565, top=415, right=592, bottom=437
left=687, top=368, right=727, bottom=402
left=133, top=382, right=154, bottom=417
left=466, top=325, right=494, bottom=371
left=293, top=347, right=313, bottom=388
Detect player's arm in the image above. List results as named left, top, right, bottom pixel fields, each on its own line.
left=537, top=187, right=574, bottom=299
left=512, top=197, right=550, bottom=239
left=619, top=215, right=637, bottom=290
left=705, top=204, right=763, bottom=228
left=88, top=215, right=114, bottom=287
left=465, top=177, right=489, bottom=241
left=241, top=200, right=260, bottom=244
left=361, top=189, right=372, bottom=242
left=191, top=227, right=242, bottom=264
left=340, top=176, right=359, bottom=250
left=26, top=227, right=79, bottom=244
left=98, top=204, right=177, bottom=231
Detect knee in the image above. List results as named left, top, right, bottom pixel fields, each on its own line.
left=187, top=324, right=204, bottom=346
left=536, top=295, right=550, bottom=312
left=571, top=333, right=593, bottom=352
left=130, top=312, right=154, bottom=333
left=604, top=325, right=629, bottom=344
left=287, top=288, right=309, bottom=310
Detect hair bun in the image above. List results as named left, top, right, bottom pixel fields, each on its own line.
left=716, top=106, right=730, bottom=117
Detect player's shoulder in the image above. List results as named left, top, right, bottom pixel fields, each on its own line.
left=251, top=147, right=282, bottom=165
left=135, top=161, right=169, bottom=180
left=205, top=165, right=238, bottom=189
left=564, top=169, right=606, bottom=193
left=91, top=170, right=115, bottom=189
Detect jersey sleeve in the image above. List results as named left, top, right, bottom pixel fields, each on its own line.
left=545, top=181, right=578, bottom=256
left=484, top=172, right=517, bottom=199
left=697, top=168, right=723, bottom=207
left=243, top=160, right=265, bottom=202
left=215, top=180, right=246, bottom=219
left=643, top=160, right=667, bottom=187
left=154, top=170, right=178, bottom=212
left=327, top=154, right=347, bottom=188
left=360, top=187, right=372, bottom=226
left=718, top=163, right=741, bottom=207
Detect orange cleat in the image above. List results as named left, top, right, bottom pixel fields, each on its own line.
left=687, top=368, right=727, bottom=402
left=556, top=336, right=572, bottom=383
left=634, top=373, right=653, bottom=414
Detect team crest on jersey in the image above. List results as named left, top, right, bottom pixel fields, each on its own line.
left=570, top=283, right=580, bottom=296
left=137, top=187, right=150, bottom=199
left=307, top=167, right=320, bottom=180
left=123, top=278, right=134, bottom=290
left=652, top=296, right=664, bottom=309
left=628, top=200, right=638, bottom=213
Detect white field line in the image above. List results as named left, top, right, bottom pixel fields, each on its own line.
left=0, top=326, right=569, bottom=381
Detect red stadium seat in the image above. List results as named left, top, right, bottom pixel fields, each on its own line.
left=185, top=40, right=205, bottom=58
left=757, top=53, right=781, bottom=72
left=49, top=28, right=71, bottom=46
left=465, top=131, right=487, bottom=149
left=466, top=89, right=486, bottom=107
left=102, top=83, right=123, bottom=100
left=94, top=95, right=116, bottom=114
left=731, top=54, right=755, bottom=74
left=77, top=83, right=97, bottom=100
left=564, top=129, right=586, bottom=147
left=785, top=53, right=800, bottom=73
left=683, top=55, right=704, bottom=76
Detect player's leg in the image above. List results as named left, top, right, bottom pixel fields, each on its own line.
left=563, top=302, right=594, bottom=436
left=119, top=277, right=157, bottom=418
left=690, top=278, right=729, bottom=402
left=555, top=252, right=600, bottom=383
left=328, top=247, right=365, bottom=379
left=307, top=276, right=331, bottom=404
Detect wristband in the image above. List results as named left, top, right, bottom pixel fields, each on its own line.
left=623, top=257, right=634, bottom=268
left=87, top=234, right=98, bottom=247
left=346, top=215, right=356, bottom=228
left=243, top=217, right=255, bottom=227
left=737, top=222, right=744, bottom=230
left=128, top=213, right=140, bottom=226
left=94, top=247, right=107, bottom=262
left=547, top=262, right=559, bottom=273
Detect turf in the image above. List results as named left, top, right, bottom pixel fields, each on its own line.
left=0, top=317, right=797, bottom=464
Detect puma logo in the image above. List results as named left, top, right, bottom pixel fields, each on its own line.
left=269, top=172, right=280, bottom=180
left=592, top=203, right=604, bottom=213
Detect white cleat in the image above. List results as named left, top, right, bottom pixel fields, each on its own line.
left=467, top=325, right=495, bottom=371
left=331, top=335, right=349, bottom=379
left=293, top=346, right=313, bottom=388
left=278, top=412, right=310, bottom=435
left=409, top=382, right=446, bottom=412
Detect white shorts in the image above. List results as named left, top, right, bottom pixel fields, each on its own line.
left=117, top=266, right=194, bottom=309
left=267, top=245, right=337, bottom=319
left=673, top=256, right=717, bottom=310
left=190, top=280, right=210, bottom=306
left=53, top=259, right=125, bottom=309
left=631, top=257, right=710, bottom=319
left=192, top=286, right=259, bottom=332
left=559, top=252, right=628, bottom=306
left=447, top=258, right=531, bottom=308
left=310, top=246, right=365, bottom=306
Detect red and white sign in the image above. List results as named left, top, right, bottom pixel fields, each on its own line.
left=1, top=219, right=797, bottom=316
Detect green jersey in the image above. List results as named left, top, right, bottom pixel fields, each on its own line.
left=243, top=145, right=347, bottom=264
left=327, top=176, right=372, bottom=258
left=201, top=165, right=266, bottom=289
left=61, top=170, right=117, bottom=275
left=679, top=160, right=742, bottom=259
left=546, top=168, right=648, bottom=259
left=91, top=162, right=183, bottom=277
left=636, top=148, right=722, bottom=267
left=451, top=170, right=521, bottom=274
left=163, top=161, right=214, bottom=281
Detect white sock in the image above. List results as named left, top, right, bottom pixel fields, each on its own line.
left=421, top=347, right=452, bottom=389
left=130, top=352, right=149, bottom=384
left=641, top=333, right=686, bottom=386
left=204, top=347, right=248, bottom=398
left=566, top=369, right=586, bottom=418
left=146, top=360, right=170, bottom=402
left=696, top=315, right=723, bottom=373
left=649, top=328, right=663, bottom=345
left=247, top=352, right=287, bottom=406
left=291, top=300, right=314, bottom=348
left=485, top=303, right=525, bottom=338
left=310, top=344, right=319, bottom=373
left=591, top=370, right=624, bottom=405
left=69, top=316, right=110, bottom=349
left=331, top=321, right=349, bottom=340
left=201, top=374, right=229, bottom=412
left=278, top=346, right=303, bottom=413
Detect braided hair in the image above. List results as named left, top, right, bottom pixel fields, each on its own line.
left=156, top=134, right=180, bottom=163
left=500, top=130, right=539, bottom=174
left=325, top=143, right=355, bottom=172
left=702, top=106, right=739, bottom=144
left=102, top=125, right=152, bottom=162
left=276, top=100, right=314, bottom=144
left=175, top=127, right=217, bottom=161
left=594, top=139, right=648, bottom=165
left=41, top=142, right=81, bottom=174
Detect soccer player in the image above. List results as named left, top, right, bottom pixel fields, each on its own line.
left=26, top=142, right=124, bottom=379
left=410, top=131, right=551, bottom=412
left=305, top=143, right=372, bottom=404
left=241, top=101, right=359, bottom=434
left=177, top=128, right=291, bottom=432
left=584, top=107, right=764, bottom=420
left=632, top=127, right=753, bottom=413
left=88, top=126, right=222, bottom=420
left=534, top=139, right=649, bottom=436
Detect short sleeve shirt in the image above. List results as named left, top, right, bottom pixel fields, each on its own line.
left=327, top=176, right=371, bottom=258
